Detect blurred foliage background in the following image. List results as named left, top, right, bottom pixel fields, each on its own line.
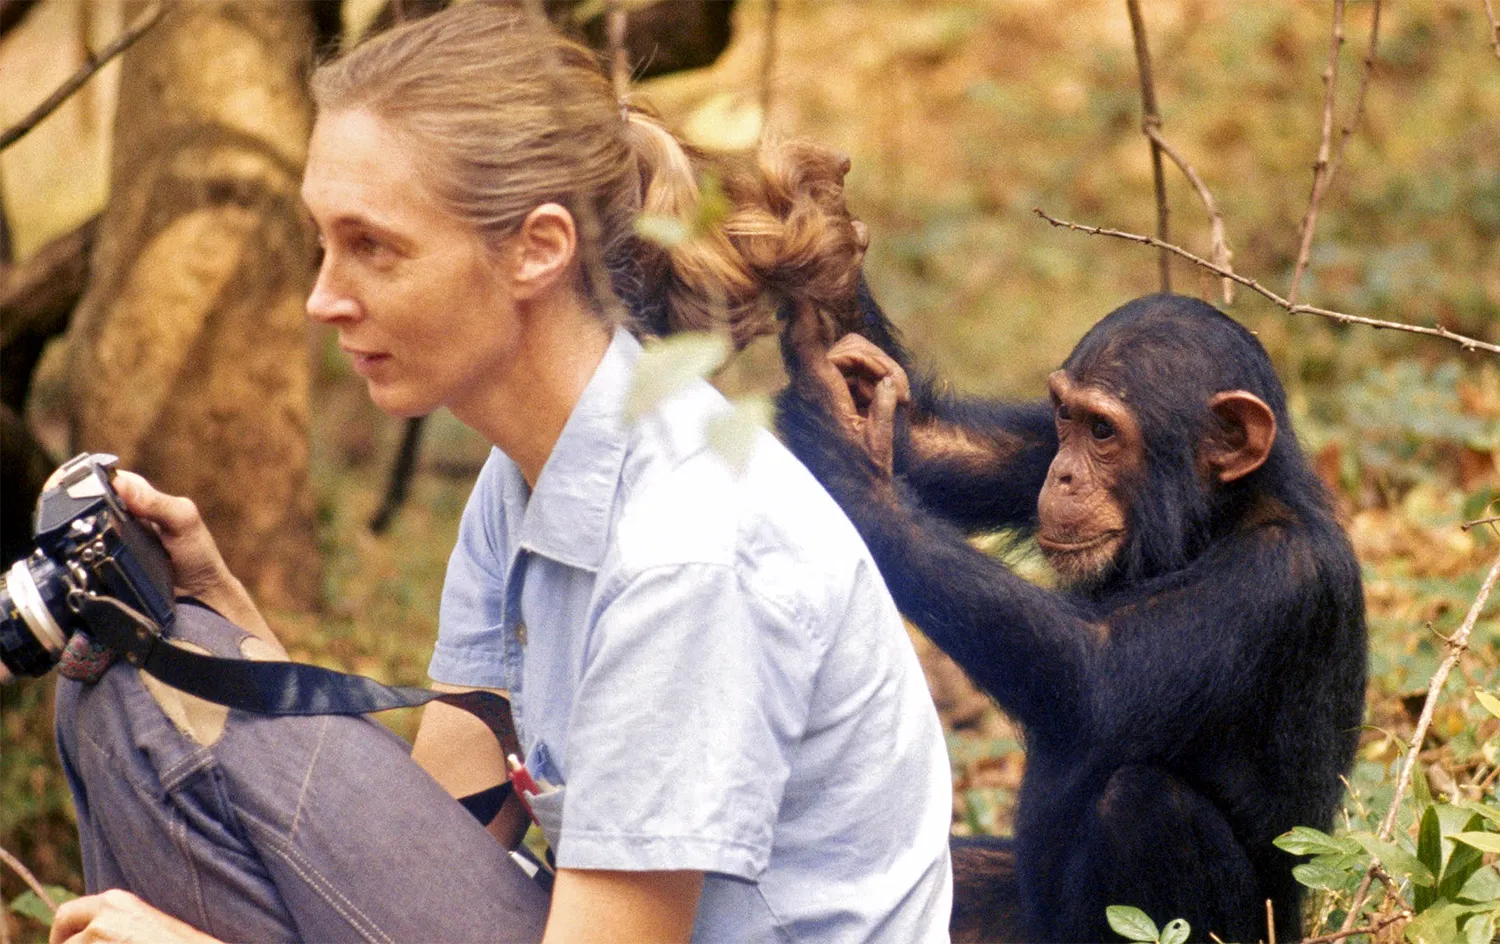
left=2, top=1, right=1498, bottom=940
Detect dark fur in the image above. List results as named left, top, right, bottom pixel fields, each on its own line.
left=778, top=292, right=1367, bottom=943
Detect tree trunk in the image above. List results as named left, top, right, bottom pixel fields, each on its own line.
left=67, top=0, right=320, bottom=611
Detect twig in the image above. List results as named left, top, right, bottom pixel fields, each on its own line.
left=0, top=2, right=166, bottom=152
left=1032, top=209, right=1500, bottom=356
left=1290, top=0, right=1382, bottom=304
left=1143, top=125, right=1235, bottom=305
left=1266, top=898, right=1276, bottom=944
left=0, top=0, right=41, bottom=42
left=1461, top=514, right=1500, bottom=531
left=1125, top=0, right=1171, bottom=292
left=606, top=0, right=629, bottom=102
left=1339, top=546, right=1500, bottom=932
left=1302, top=910, right=1411, bottom=944
left=759, top=0, right=779, bottom=141
left=0, top=844, right=57, bottom=913
left=1485, top=0, right=1500, bottom=60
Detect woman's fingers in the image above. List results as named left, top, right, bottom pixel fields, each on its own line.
left=51, top=890, right=221, bottom=944
left=113, top=472, right=204, bottom=539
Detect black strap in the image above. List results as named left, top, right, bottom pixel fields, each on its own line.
left=73, top=592, right=524, bottom=765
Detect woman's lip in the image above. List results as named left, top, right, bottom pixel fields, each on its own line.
left=342, top=347, right=390, bottom=373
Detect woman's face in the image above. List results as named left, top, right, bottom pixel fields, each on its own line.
left=302, top=109, right=521, bottom=418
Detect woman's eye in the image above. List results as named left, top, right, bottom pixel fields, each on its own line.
left=1090, top=418, right=1115, bottom=441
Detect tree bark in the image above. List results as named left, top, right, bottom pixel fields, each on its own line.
left=67, top=0, right=320, bottom=611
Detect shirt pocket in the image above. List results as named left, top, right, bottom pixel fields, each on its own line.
left=522, top=741, right=567, bottom=853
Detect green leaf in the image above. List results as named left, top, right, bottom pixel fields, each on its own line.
left=1294, top=857, right=1364, bottom=891
left=1353, top=832, right=1437, bottom=887
left=1412, top=757, right=1435, bottom=811
left=706, top=395, right=774, bottom=474
left=634, top=214, right=691, bottom=248
left=1457, top=864, right=1500, bottom=904
left=1406, top=902, right=1465, bottom=944
left=1275, top=825, right=1360, bottom=857
left=1159, top=917, right=1191, bottom=944
left=1475, top=689, right=1500, bottom=719
left=1463, top=912, right=1496, bottom=944
left=1452, top=832, right=1500, bottom=854
left=1457, top=799, right=1500, bottom=827
left=1416, top=805, right=1443, bottom=911
left=9, top=886, right=76, bottom=927
left=1105, top=904, right=1159, bottom=942
left=1439, top=815, right=1487, bottom=903
left=625, top=333, right=730, bottom=423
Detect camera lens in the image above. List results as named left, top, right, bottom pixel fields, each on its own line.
left=0, top=556, right=72, bottom=684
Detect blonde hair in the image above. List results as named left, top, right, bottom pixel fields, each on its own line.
left=310, top=3, right=865, bottom=347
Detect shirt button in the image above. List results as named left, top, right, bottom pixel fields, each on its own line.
left=515, top=622, right=528, bottom=647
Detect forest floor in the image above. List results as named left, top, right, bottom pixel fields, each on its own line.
left=3, top=1, right=1499, bottom=941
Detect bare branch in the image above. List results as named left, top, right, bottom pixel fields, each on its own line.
left=1290, top=0, right=1382, bottom=304
left=1143, top=125, right=1236, bottom=305
left=1125, top=0, right=1171, bottom=292
left=760, top=0, right=780, bottom=141
left=0, top=215, right=97, bottom=410
left=1339, top=545, right=1500, bottom=931
left=0, top=844, right=58, bottom=914
left=0, top=2, right=167, bottom=152
left=1302, top=910, right=1410, bottom=944
left=1032, top=208, right=1500, bottom=356
left=0, top=0, right=39, bottom=41
left=1485, top=0, right=1500, bottom=60
left=606, top=1, right=629, bottom=101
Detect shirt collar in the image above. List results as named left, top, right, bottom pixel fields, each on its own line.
left=514, top=327, right=639, bottom=571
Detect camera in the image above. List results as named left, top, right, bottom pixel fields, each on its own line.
left=0, top=453, right=175, bottom=684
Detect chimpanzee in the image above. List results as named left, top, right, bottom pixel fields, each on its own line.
left=776, top=291, right=1367, bottom=943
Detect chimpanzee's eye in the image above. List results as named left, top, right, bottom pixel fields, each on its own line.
left=1056, top=404, right=1071, bottom=422
left=1091, top=418, right=1115, bottom=441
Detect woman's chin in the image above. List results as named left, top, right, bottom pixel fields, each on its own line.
left=366, top=383, right=437, bottom=419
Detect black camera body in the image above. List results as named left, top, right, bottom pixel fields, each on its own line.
left=0, top=454, right=175, bottom=683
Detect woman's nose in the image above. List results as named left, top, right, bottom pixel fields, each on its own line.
left=305, top=262, right=359, bottom=324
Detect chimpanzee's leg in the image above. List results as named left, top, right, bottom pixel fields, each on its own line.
left=55, top=603, right=549, bottom=943
left=1052, top=766, right=1261, bottom=944
left=949, top=835, right=1023, bottom=943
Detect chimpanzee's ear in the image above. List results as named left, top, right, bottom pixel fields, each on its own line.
left=1206, top=391, right=1276, bottom=483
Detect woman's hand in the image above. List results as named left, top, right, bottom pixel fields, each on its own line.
left=50, top=890, right=222, bottom=944
left=112, top=472, right=284, bottom=657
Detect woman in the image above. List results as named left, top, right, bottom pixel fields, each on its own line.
left=50, top=6, right=952, bottom=943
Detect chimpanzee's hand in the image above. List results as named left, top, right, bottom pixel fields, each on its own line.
left=112, top=472, right=284, bottom=657
left=787, top=301, right=904, bottom=478
left=51, top=889, right=221, bottom=944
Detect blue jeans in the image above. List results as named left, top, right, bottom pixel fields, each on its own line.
left=54, top=604, right=548, bottom=943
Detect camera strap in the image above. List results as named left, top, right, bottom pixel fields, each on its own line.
left=72, top=591, right=522, bottom=820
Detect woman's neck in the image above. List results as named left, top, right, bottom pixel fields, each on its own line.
left=450, top=295, right=613, bottom=487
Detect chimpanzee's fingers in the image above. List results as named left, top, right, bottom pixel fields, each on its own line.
left=787, top=301, right=858, bottom=417
left=828, top=335, right=911, bottom=404
left=866, top=376, right=898, bottom=479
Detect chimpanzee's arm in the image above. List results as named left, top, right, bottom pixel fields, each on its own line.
left=778, top=378, right=1093, bottom=740
left=849, top=280, right=1057, bottom=534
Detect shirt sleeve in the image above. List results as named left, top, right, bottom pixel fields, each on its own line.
left=429, top=454, right=514, bottom=688
left=554, top=561, right=822, bottom=879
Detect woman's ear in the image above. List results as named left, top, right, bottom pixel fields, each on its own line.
left=507, top=203, right=578, bottom=298
left=1206, top=390, right=1277, bottom=483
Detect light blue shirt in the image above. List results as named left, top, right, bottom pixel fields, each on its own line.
left=431, top=329, right=952, bottom=943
